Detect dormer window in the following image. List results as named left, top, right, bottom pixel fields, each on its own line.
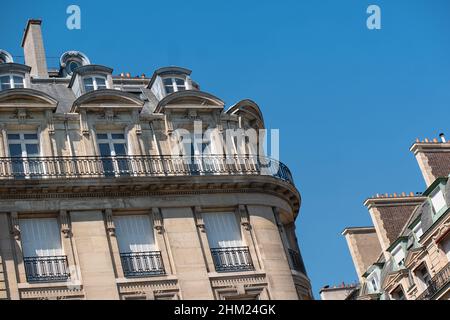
left=0, top=74, right=24, bottom=90
left=163, top=77, right=186, bottom=94
left=412, top=221, right=423, bottom=241
left=391, top=244, right=406, bottom=268
left=66, top=60, right=81, bottom=75
left=83, top=76, right=107, bottom=92
left=430, top=186, right=446, bottom=216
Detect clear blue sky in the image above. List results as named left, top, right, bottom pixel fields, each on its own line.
left=2, top=0, right=450, bottom=298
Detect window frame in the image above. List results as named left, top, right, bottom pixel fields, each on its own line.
left=163, top=77, right=186, bottom=95
left=0, top=73, right=25, bottom=90
left=429, top=185, right=447, bottom=218
left=83, top=75, right=108, bottom=92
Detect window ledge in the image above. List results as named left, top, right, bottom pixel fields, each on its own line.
left=208, top=270, right=266, bottom=279
left=18, top=280, right=81, bottom=289
left=115, top=275, right=178, bottom=284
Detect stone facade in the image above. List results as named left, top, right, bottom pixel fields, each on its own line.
left=0, top=19, right=312, bottom=300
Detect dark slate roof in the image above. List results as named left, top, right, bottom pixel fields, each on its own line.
left=31, top=83, right=76, bottom=114
left=423, top=151, right=450, bottom=180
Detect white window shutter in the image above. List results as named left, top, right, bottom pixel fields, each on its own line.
left=19, top=218, right=63, bottom=257
left=114, top=215, right=156, bottom=253
left=203, top=212, right=243, bottom=248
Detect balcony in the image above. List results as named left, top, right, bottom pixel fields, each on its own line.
left=120, top=251, right=165, bottom=278
left=288, top=248, right=307, bottom=275
left=23, top=255, right=70, bottom=283
left=417, top=262, right=450, bottom=300
left=210, top=246, right=255, bottom=272
left=0, top=155, right=294, bottom=185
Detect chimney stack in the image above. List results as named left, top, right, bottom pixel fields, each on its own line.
left=440, top=133, right=446, bottom=143
left=21, top=19, right=48, bottom=78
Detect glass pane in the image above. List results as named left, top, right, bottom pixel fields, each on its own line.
left=8, top=144, right=22, bottom=157
left=13, top=76, right=24, bottom=88
left=7, top=134, right=20, bottom=140
left=113, top=143, right=127, bottom=155
left=163, top=78, right=173, bottom=85
left=25, top=144, right=39, bottom=156
left=99, top=143, right=112, bottom=156
left=0, top=76, right=11, bottom=90
left=84, top=78, right=94, bottom=92
left=165, top=86, right=174, bottom=94
left=96, top=133, right=108, bottom=140
left=96, top=77, right=107, bottom=89
left=24, top=134, right=38, bottom=140
left=174, top=78, right=185, bottom=85
left=111, top=133, right=125, bottom=139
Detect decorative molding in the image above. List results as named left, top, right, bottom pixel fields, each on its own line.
left=46, top=110, right=55, bottom=135
left=193, top=206, right=205, bottom=232
left=117, top=278, right=179, bottom=300
left=19, top=286, right=84, bottom=300
left=432, top=222, right=450, bottom=244
left=152, top=208, right=164, bottom=234
left=105, top=208, right=115, bottom=236
left=60, top=210, right=71, bottom=238
left=164, top=112, right=173, bottom=135
left=238, top=205, right=251, bottom=231
left=80, top=110, right=89, bottom=136
left=10, top=211, right=20, bottom=240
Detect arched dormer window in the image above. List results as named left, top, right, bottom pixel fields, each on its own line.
left=60, top=51, right=91, bottom=77
left=68, top=65, right=113, bottom=97
left=0, top=50, right=14, bottom=64
left=147, top=67, right=194, bottom=100
left=0, top=63, right=30, bottom=91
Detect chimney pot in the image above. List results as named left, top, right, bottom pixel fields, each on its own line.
left=440, top=133, right=446, bottom=143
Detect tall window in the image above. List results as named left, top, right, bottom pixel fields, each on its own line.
left=442, top=236, right=450, bottom=261
left=163, top=77, right=186, bottom=94
left=430, top=187, right=447, bottom=216
left=83, top=76, right=107, bottom=92
left=7, top=132, right=41, bottom=177
left=114, top=215, right=165, bottom=277
left=203, top=212, right=254, bottom=272
left=97, top=132, right=128, bottom=176
left=391, top=286, right=406, bottom=300
left=19, top=218, right=69, bottom=282
left=415, top=264, right=432, bottom=291
left=391, top=245, right=405, bottom=268
left=0, top=74, right=24, bottom=90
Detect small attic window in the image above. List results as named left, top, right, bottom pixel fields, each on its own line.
left=163, top=77, right=186, bottom=94
left=66, top=60, right=81, bottom=75
left=83, top=76, right=107, bottom=92
left=0, top=74, right=24, bottom=91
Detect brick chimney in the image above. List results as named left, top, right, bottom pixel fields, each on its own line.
left=21, top=19, right=48, bottom=78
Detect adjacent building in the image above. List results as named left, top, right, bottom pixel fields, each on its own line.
left=340, top=135, right=450, bottom=300
left=0, top=19, right=312, bottom=300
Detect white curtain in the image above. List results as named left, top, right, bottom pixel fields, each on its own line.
left=203, top=212, right=243, bottom=249
left=114, top=215, right=156, bottom=253
left=19, top=218, right=63, bottom=257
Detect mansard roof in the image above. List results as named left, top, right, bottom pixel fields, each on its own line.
left=0, top=63, right=31, bottom=74
left=226, top=99, right=265, bottom=128
left=0, top=88, right=58, bottom=110
left=155, top=90, right=224, bottom=113
left=71, top=89, right=144, bottom=112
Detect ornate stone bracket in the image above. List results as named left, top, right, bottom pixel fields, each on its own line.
left=105, top=209, right=115, bottom=236
left=164, top=111, right=174, bottom=136
left=152, top=208, right=164, bottom=234
left=60, top=210, right=71, bottom=238
left=46, top=110, right=55, bottom=135
left=10, top=211, right=20, bottom=240
left=194, top=206, right=206, bottom=232
left=80, top=110, right=89, bottom=136
left=238, top=205, right=251, bottom=231
left=132, top=110, right=142, bottom=135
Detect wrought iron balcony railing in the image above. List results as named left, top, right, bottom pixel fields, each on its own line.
left=120, top=251, right=165, bottom=278
left=0, top=155, right=294, bottom=185
left=417, top=262, right=450, bottom=300
left=23, top=255, right=70, bottom=283
left=288, top=248, right=307, bottom=275
left=210, top=246, right=255, bottom=272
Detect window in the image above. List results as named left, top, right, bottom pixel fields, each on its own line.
left=7, top=132, right=42, bottom=177
left=412, top=221, right=423, bottom=241
left=442, top=236, right=450, bottom=261
left=367, top=271, right=380, bottom=293
left=96, top=132, right=128, bottom=176
left=66, top=60, right=81, bottom=75
left=391, top=245, right=405, bottom=268
left=19, top=218, right=69, bottom=282
left=163, top=77, right=186, bottom=94
left=430, top=187, right=447, bottom=215
left=391, top=286, right=406, bottom=300
left=114, top=215, right=165, bottom=277
left=203, top=212, right=254, bottom=272
left=416, top=265, right=432, bottom=290
left=83, top=76, right=107, bottom=92
left=0, top=74, right=24, bottom=90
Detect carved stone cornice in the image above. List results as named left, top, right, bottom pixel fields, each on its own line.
left=105, top=208, right=115, bottom=236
